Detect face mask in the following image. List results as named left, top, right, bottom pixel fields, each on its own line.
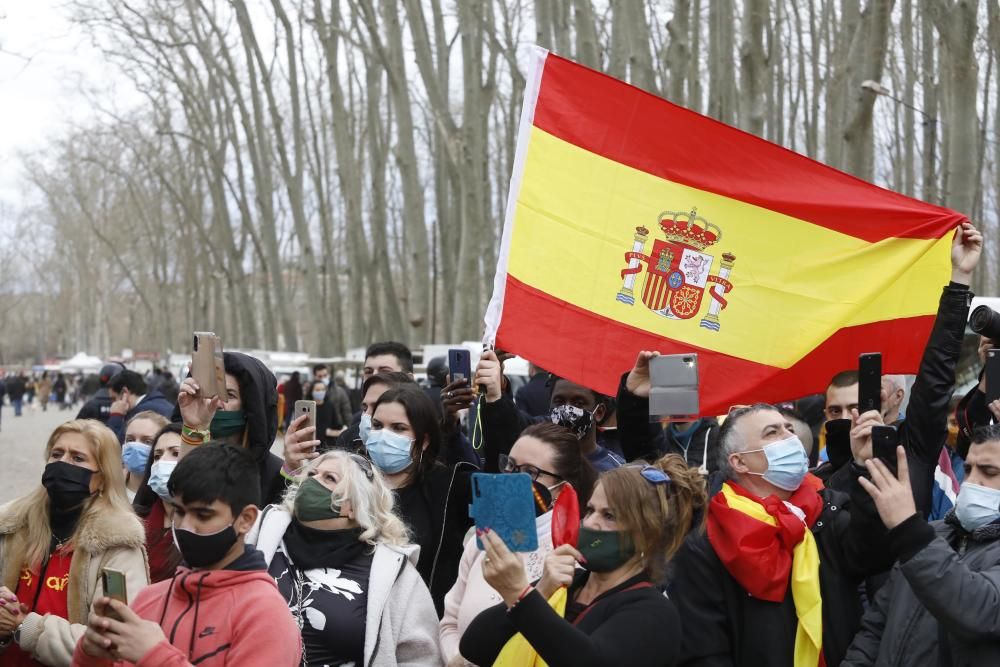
left=359, top=413, right=373, bottom=443
left=211, top=410, right=246, bottom=439
left=366, top=429, right=415, bottom=474
left=148, top=460, right=178, bottom=499
left=530, top=480, right=565, bottom=517
left=172, top=523, right=239, bottom=569
left=312, top=390, right=327, bottom=402
left=295, top=477, right=344, bottom=522
left=742, top=435, right=809, bottom=492
left=549, top=405, right=594, bottom=440
left=577, top=525, right=636, bottom=572
left=42, top=461, right=94, bottom=510
left=122, top=441, right=152, bottom=475
left=954, top=482, right=1000, bottom=531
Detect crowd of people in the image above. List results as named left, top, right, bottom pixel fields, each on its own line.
left=0, top=221, right=997, bottom=666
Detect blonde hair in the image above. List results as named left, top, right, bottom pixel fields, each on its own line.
left=6, top=420, right=134, bottom=569
left=282, top=450, right=410, bottom=547
left=600, top=454, right=707, bottom=582
left=126, top=410, right=169, bottom=432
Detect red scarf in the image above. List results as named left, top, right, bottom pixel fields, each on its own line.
left=707, top=474, right=825, bottom=602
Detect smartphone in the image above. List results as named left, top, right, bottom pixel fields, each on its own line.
left=294, top=400, right=317, bottom=433
left=986, top=349, right=1000, bottom=406
left=191, top=332, right=225, bottom=399
left=101, top=567, right=127, bottom=620
left=824, top=418, right=853, bottom=470
left=469, top=473, right=538, bottom=552
left=872, top=425, right=899, bottom=466
left=858, top=352, right=882, bottom=416
left=649, top=353, right=699, bottom=418
left=448, top=349, right=472, bottom=384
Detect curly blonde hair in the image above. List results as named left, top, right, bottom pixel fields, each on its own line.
left=281, top=450, right=410, bottom=547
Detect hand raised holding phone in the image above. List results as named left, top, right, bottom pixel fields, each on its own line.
left=177, top=377, right=225, bottom=431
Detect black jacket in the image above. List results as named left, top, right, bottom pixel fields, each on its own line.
left=108, top=390, right=175, bottom=443
left=6, top=377, right=25, bottom=401
left=395, top=462, right=476, bottom=615
left=822, top=284, right=971, bottom=518
left=171, top=352, right=285, bottom=507
left=462, top=572, right=680, bottom=667
left=955, top=382, right=990, bottom=460
left=667, top=467, right=893, bottom=667
left=76, top=387, right=114, bottom=424
left=843, top=513, right=1000, bottom=666
left=515, top=373, right=552, bottom=418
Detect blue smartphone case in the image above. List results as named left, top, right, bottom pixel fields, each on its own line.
left=469, top=473, right=539, bottom=552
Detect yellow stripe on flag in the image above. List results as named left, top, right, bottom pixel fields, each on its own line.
left=507, top=127, right=951, bottom=369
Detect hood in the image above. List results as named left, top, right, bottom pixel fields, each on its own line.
left=171, top=351, right=277, bottom=464
left=169, top=553, right=273, bottom=599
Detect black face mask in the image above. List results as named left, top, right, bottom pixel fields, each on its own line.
left=42, top=461, right=94, bottom=510
left=172, top=524, right=238, bottom=569
left=532, top=480, right=553, bottom=517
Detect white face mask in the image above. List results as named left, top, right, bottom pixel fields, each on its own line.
left=955, top=482, right=1000, bottom=532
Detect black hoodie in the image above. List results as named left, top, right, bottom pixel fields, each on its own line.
left=172, top=351, right=287, bottom=507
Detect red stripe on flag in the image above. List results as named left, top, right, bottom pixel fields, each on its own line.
left=496, top=276, right=936, bottom=415
left=532, top=54, right=963, bottom=242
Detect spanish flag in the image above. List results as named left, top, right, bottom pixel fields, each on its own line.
left=484, top=49, right=965, bottom=415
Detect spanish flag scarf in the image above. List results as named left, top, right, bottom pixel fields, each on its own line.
left=707, top=475, right=826, bottom=667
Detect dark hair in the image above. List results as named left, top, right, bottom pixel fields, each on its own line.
left=548, top=375, right=607, bottom=407
left=133, top=422, right=184, bottom=516
left=828, top=370, right=859, bottom=389
left=310, top=380, right=326, bottom=393
left=167, top=443, right=261, bottom=515
left=361, top=371, right=415, bottom=398
left=519, top=422, right=596, bottom=514
left=312, top=364, right=329, bottom=375
left=972, top=424, right=1000, bottom=446
left=372, top=385, right=441, bottom=480
left=111, top=370, right=147, bottom=396
left=365, top=342, right=414, bottom=373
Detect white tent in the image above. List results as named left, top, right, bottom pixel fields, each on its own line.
left=60, top=352, right=105, bottom=374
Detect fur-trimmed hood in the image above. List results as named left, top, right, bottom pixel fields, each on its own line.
left=0, top=499, right=145, bottom=553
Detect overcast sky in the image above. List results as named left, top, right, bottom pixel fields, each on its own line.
left=0, top=1, right=125, bottom=214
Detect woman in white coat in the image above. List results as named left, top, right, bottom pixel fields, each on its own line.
left=439, top=423, right=597, bottom=666
left=247, top=449, right=442, bottom=667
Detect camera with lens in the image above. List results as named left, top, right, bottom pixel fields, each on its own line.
left=969, top=305, right=1000, bottom=341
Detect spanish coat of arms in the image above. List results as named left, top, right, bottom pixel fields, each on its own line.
left=616, top=208, right=736, bottom=331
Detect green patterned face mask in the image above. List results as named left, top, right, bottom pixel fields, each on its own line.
left=210, top=410, right=246, bottom=438
left=294, top=477, right=344, bottom=522
left=577, top=525, right=636, bottom=572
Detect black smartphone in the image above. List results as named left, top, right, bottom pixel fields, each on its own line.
left=824, top=419, right=852, bottom=470
left=872, top=425, right=899, bottom=465
left=858, top=352, right=882, bottom=416
left=448, top=349, right=472, bottom=384
left=986, top=349, right=1000, bottom=407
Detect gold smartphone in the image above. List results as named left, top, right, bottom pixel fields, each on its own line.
left=101, top=567, right=127, bottom=620
left=191, top=332, right=226, bottom=399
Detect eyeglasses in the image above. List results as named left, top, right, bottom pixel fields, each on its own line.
left=348, top=453, right=376, bottom=480
left=628, top=464, right=671, bottom=486
left=498, top=453, right=562, bottom=482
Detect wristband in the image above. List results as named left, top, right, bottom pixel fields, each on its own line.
left=182, top=424, right=211, bottom=440
left=507, top=585, right=534, bottom=610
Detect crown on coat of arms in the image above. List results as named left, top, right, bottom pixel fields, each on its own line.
left=658, top=209, right=721, bottom=251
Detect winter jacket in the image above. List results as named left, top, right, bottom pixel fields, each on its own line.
left=824, top=284, right=972, bottom=519
left=0, top=500, right=149, bottom=667
left=246, top=506, right=443, bottom=667
left=6, top=376, right=25, bottom=400
left=76, top=388, right=114, bottom=424
left=842, top=512, right=1000, bottom=667
left=439, top=511, right=554, bottom=664
left=955, top=383, right=991, bottom=460
left=70, top=547, right=301, bottom=667
left=171, top=352, right=286, bottom=507
left=108, top=391, right=175, bottom=443
left=667, top=466, right=894, bottom=667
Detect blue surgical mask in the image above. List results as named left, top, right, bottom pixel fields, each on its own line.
left=954, top=482, right=1000, bottom=531
left=365, top=429, right=415, bottom=474
left=359, top=413, right=373, bottom=443
left=148, top=460, right=178, bottom=499
left=122, top=441, right=152, bottom=475
left=742, top=435, right=809, bottom=492
left=312, top=390, right=327, bottom=402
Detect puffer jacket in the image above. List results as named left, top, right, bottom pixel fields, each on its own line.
left=0, top=500, right=149, bottom=667
left=842, top=512, right=1000, bottom=667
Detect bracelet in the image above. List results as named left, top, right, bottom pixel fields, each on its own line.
left=507, top=585, right=534, bottom=610
left=181, top=432, right=208, bottom=447
left=182, top=424, right=211, bottom=440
